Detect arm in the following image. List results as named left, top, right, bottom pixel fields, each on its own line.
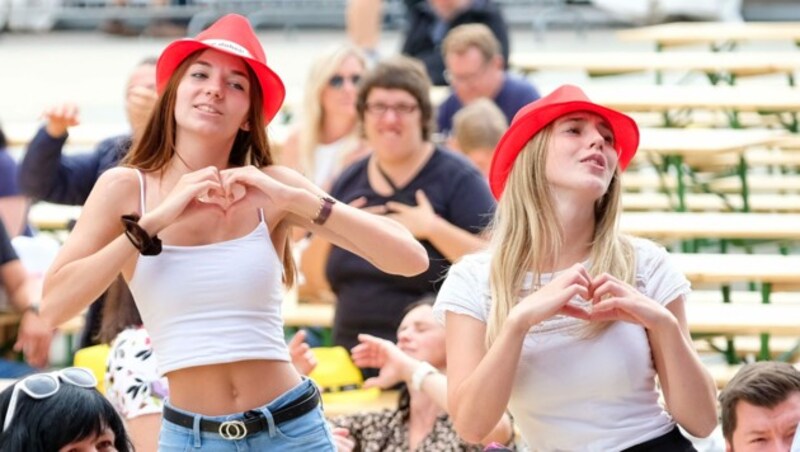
left=39, top=167, right=141, bottom=326
left=259, top=166, right=429, bottom=277
left=19, top=127, right=107, bottom=205
left=589, top=274, right=717, bottom=438
left=649, top=297, right=718, bottom=437
left=41, top=166, right=225, bottom=327
left=386, top=189, right=488, bottom=263
left=351, top=333, right=513, bottom=446
left=0, top=259, right=53, bottom=368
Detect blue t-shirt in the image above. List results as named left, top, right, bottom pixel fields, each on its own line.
left=0, top=150, right=20, bottom=197
left=326, top=147, right=495, bottom=351
left=437, top=74, right=540, bottom=135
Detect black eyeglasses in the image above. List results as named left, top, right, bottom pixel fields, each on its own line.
left=364, top=103, right=419, bottom=116
left=328, top=74, right=361, bottom=89
left=3, top=367, right=97, bottom=432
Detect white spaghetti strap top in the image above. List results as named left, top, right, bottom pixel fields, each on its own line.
left=127, top=169, right=289, bottom=375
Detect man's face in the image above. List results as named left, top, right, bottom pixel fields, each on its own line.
left=727, top=392, right=800, bottom=452
left=444, top=47, right=501, bottom=103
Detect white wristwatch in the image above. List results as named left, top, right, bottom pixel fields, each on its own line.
left=410, top=361, right=437, bottom=392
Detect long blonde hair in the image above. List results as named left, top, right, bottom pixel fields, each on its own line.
left=485, top=125, right=635, bottom=347
left=123, top=49, right=296, bottom=287
left=298, top=45, right=366, bottom=179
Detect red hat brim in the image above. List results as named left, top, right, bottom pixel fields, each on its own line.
left=488, top=99, right=639, bottom=199
left=156, top=39, right=286, bottom=126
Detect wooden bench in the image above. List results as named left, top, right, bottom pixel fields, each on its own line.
left=621, top=192, right=800, bottom=212
left=616, top=21, right=800, bottom=50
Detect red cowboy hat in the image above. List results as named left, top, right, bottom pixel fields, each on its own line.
left=488, top=84, right=639, bottom=199
left=156, top=14, right=285, bottom=125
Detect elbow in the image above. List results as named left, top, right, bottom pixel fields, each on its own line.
left=453, top=417, right=492, bottom=445
left=682, top=414, right=718, bottom=439
left=403, top=244, right=430, bottom=276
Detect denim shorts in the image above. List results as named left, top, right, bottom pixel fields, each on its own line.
left=158, top=378, right=335, bottom=451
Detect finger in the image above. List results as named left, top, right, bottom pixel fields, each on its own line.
left=415, top=189, right=431, bottom=208
left=362, top=377, right=380, bottom=389
left=363, top=205, right=388, bottom=215
left=348, top=197, right=367, bottom=208
left=331, top=427, right=350, bottom=437
left=565, top=283, right=590, bottom=301
left=592, top=278, right=629, bottom=304
left=559, top=304, right=591, bottom=320
left=385, top=201, right=411, bottom=213
left=288, top=329, right=306, bottom=348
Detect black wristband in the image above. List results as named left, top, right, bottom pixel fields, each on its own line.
left=121, top=213, right=162, bottom=256
left=312, top=197, right=336, bottom=226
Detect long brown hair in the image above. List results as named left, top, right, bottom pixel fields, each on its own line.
left=122, top=49, right=296, bottom=287
left=98, top=275, right=141, bottom=344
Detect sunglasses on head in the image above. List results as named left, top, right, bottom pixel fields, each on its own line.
left=3, top=367, right=97, bottom=432
left=328, top=74, right=361, bottom=89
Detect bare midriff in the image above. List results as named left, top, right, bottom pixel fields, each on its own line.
left=166, top=359, right=302, bottom=415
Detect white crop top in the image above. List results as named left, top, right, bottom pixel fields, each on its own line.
left=127, top=170, right=290, bottom=376
left=434, top=238, right=692, bottom=451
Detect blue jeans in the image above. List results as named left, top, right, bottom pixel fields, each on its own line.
left=158, top=378, right=335, bottom=451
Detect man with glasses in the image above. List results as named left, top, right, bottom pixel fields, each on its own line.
left=437, top=23, right=539, bottom=136
left=402, top=0, right=509, bottom=86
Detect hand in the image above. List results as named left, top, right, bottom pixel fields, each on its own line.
left=331, top=427, right=355, bottom=452
left=350, top=333, right=417, bottom=389
left=127, top=85, right=158, bottom=136
left=42, top=103, right=80, bottom=138
left=589, top=273, right=672, bottom=331
left=386, top=190, right=437, bottom=240
left=509, top=263, right=593, bottom=330
left=220, top=166, right=296, bottom=212
left=288, top=330, right=317, bottom=376
left=15, top=310, right=53, bottom=369
left=348, top=196, right=387, bottom=216
left=142, top=167, right=225, bottom=234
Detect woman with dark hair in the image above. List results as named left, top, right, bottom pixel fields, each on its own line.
left=40, top=14, right=426, bottom=450
left=303, top=55, right=495, bottom=359
left=0, top=367, right=133, bottom=451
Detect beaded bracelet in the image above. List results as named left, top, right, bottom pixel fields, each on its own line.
left=121, top=213, right=162, bottom=256
left=312, top=197, right=336, bottom=226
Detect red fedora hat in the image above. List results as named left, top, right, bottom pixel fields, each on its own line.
left=156, top=14, right=285, bottom=125
left=488, top=84, right=639, bottom=199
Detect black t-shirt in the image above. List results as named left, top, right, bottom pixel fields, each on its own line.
left=326, top=147, right=495, bottom=351
left=0, top=221, right=18, bottom=266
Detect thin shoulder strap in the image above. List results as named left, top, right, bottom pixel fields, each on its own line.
left=135, top=169, right=146, bottom=215
left=258, top=208, right=265, bottom=223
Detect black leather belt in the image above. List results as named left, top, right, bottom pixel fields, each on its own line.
left=163, top=385, right=320, bottom=440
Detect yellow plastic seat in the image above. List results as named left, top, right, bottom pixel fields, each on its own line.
left=73, top=344, right=110, bottom=395
left=308, top=346, right=380, bottom=405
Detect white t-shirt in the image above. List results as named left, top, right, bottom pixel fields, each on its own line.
left=434, top=238, right=691, bottom=452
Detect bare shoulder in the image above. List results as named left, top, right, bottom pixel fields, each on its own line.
left=92, top=167, right=142, bottom=208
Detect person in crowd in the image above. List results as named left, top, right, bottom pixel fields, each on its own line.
left=448, top=97, right=507, bottom=177
left=302, top=55, right=495, bottom=360
left=402, top=0, right=509, bottom=86
left=0, top=219, right=52, bottom=378
left=280, top=44, right=369, bottom=191
left=332, top=296, right=515, bottom=451
left=437, top=23, right=538, bottom=135
left=0, top=124, right=29, bottom=237
left=720, top=361, right=800, bottom=452
left=435, top=85, right=718, bottom=450
left=18, top=57, right=158, bottom=350
left=39, top=14, right=427, bottom=450
left=0, top=367, right=133, bottom=451
left=98, top=277, right=320, bottom=452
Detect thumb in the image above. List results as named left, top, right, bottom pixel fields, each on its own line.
left=288, top=329, right=307, bottom=348
left=415, top=189, right=430, bottom=207
left=362, top=377, right=381, bottom=389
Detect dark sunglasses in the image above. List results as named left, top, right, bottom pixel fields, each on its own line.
left=3, top=367, right=97, bottom=432
left=328, top=74, right=361, bottom=89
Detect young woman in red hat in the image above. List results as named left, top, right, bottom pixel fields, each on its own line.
left=39, top=14, right=428, bottom=450
left=434, top=85, right=717, bottom=451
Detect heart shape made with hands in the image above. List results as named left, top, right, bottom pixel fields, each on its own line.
left=196, top=182, right=247, bottom=211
